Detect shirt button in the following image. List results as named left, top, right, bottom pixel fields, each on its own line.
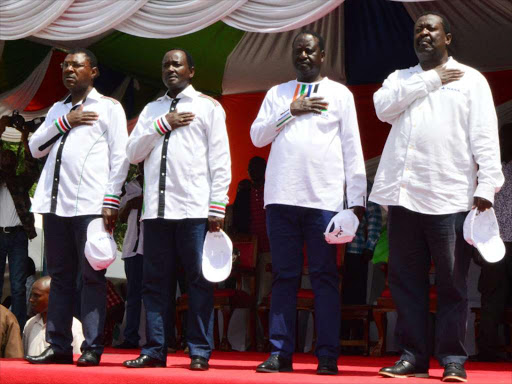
left=162, top=155, right=166, bottom=158
left=55, top=178, right=58, bottom=181
left=161, top=173, right=164, bottom=176
left=160, top=190, right=164, bottom=194
left=165, top=139, right=168, bottom=142
left=52, top=196, right=56, bottom=199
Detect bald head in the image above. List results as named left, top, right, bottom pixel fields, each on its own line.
left=29, top=276, right=51, bottom=315
left=33, top=276, right=51, bottom=292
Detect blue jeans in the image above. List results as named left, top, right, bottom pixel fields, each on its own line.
left=123, top=254, right=143, bottom=346
left=142, top=218, right=213, bottom=362
left=387, top=206, right=472, bottom=370
left=43, top=214, right=106, bottom=356
left=0, top=229, right=28, bottom=329
left=266, top=204, right=340, bottom=359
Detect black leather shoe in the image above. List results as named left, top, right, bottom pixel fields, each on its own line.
left=25, top=347, right=73, bottom=365
left=123, top=354, right=166, bottom=368
left=379, top=360, right=429, bottom=378
left=114, top=341, right=139, bottom=349
left=190, top=355, right=209, bottom=371
left=317, top=356, right=338, bottom=375
left=77, top=350, right=101, bottom=366
left=256, top=355, right=293, bottom=373
left=442, top=363, right=467, bottom=382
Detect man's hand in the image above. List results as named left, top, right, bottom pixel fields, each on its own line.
left=165, top=110, right=195, bottom=130
left=102, top=207, right=118, bottom=234
left=352, top=206, right=365, bottom=222
left=290, top=94, right=328, bottom=117
left=208, top=215, right=224, bottom=232
left=66, top=105, right=99, bottom=128
left=0, top=116, right=9, bottom=137
left=434, top=66, right=464, bottom=85
left=473, top=197, right=492, bottom=212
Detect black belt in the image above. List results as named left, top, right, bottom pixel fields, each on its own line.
left=0, top=226, right=24, bottom=234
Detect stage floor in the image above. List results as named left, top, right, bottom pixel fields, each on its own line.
left=2, top=349, right=511, bottom=384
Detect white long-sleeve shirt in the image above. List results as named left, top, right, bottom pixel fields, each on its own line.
left=29, top=88, right=129, bottom=216
left=251, top=77, right=366, bottom=212
left=370, top=57, right=504, bottom=214
left=120, top=178, right=143, bottom=259
left=126, top=85, right=231, bottom=220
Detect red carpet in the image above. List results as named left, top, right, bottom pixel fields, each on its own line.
left=2, top=349, right=511, bottom=384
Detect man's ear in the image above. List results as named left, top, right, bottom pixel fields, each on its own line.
left=91, top=66, right=100, bottom=79
left=445, top=33, right=452, bottom=47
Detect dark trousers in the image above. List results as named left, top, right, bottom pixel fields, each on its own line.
left=142, top=218, right=213, bottom=362
left=0, top=229, right=28, bottom=329
left=44, top=214, right=106, bottom=356
left=123, top=254, right=143, bottom=346
left=477, top=242, right=512, bottom=357
left=342, top=252, right=369, bottom=305
left=387, top=206, right=472, bottom=370
left=266, top=204, right=340, bottom=359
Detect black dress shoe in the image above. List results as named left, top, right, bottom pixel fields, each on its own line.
left=317, top=356, right=338, bottom=375
left=256, top=355, right=293, bottom=373
left=77, top=350, right=101, bottom=366
left=379, top=360, right=429, bottom=378
left=25, top=347, right=73, bottom=365
left=114, top=341, right=139, bottom=349
left=190, top=355, right=209, bottom=371
left=442, top=363, right=467, bottom=382
left=123, top=354, right=166, bottom=368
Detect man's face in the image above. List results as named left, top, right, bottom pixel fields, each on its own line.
left=161, top=50, right=194, bottom=91
left=414, top=15, right=451, bottom=60
left=61, top=53, right=97, bottom=92
left=29, top=283, right=49, bottom=315
left=292, top=34, right=324, bottom=78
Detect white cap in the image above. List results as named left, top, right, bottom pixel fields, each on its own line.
left=463, top=208, right=505, bottom=263
left=202, top=230, right=233, bottom=283
left=324, top=209, right=360, bottom=244
left=84, top=218, right=117, bottom=271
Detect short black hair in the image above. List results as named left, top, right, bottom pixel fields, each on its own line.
left=166, top=48, right=195, bottom=69
left=417, top=11, right=451, bottom=35
left=67, top=47, right=98, bottom=68
left=292, top=30, right=325, bottom=52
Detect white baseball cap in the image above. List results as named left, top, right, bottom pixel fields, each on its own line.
left=324, top=209, right=360, bottom=244
left=463, top=208, right=505, bottom=263
left=84, top=218, right=117, bottom=271
left=202, top=230, right=233, bottom=283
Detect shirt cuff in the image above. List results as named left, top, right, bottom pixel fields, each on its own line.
left=103, top=194, right=121, bottom=209
left=153, top=114, right=172, bottom=136
left=419, top=70, right=442, bottom=93
left=474, top=183, right=496, bottom=205
left=54, top=114, right=72, bottom=135
left=275, top=108, right=295, bottom=132
left=209, top=201, right=226, bottom=218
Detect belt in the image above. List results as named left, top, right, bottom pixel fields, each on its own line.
left=0, top=226, right=24, bottom=234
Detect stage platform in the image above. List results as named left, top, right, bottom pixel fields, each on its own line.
left=2, top=349, right=511, bottom=384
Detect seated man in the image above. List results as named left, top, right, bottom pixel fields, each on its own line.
left=23, top=277, right=84, bottom=356
left=0, top=304, right=23, bottom=358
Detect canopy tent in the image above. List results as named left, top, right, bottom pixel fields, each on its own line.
left=1, top=0, right=512, bottom=202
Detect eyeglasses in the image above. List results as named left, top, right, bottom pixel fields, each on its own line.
left=60, top=62, right=90, bottom=70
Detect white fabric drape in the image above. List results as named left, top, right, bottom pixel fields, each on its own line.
left=116, top=0, right=247, bottom=39
left=0, top=0, right=73, bottom=40
left=0, top=50, right=52, bottom=117
left=223, top=0, right=344, bottom=33
left=34, top=0, right=148, bottom=41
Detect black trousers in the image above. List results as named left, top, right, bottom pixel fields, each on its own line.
left=387, top=206, right=472, bottom=370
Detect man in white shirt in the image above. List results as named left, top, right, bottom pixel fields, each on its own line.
left=26, top=48, right=129, bottom=366
left=123, top=49, right=231, bottom=371
left=370, top=12, right=504, bottom=382
left=251, top=31, right=366, bottom=375
left=24, top=276, right=84, bottom=356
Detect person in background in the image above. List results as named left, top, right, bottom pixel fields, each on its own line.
left=0, top=304, right=23, bottom=358
left=475, top=123, right=512, bottom=361
left=0, top=116, right=39, bottom=331
left=23, top=276, right=84, bottom=356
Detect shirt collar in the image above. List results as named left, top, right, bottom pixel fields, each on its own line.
left=34, top=313, right=44, bottom=326
left=159, top=84, right=197, bottom=101
left=63, top=87, right=101, bottom=106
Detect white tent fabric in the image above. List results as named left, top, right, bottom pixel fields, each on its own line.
left=404, top=0, right=512, bottom=72
left=222, top=0, right=344, bottom=33
left=222, top=5, right=345, bottom=94
left=116, top=0, right=247, bottom=39
left=0, top=50, right=52, bottom=117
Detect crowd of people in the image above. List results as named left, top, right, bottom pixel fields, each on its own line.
left=0, top=10, right=510, bottom=383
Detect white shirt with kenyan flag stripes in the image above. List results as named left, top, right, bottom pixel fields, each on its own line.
left=29, top=88, right=130, bottom=216
left=126, top=85, right=231, bottom=220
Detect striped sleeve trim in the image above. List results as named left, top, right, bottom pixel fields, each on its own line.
left=54, top=115, right=72, bottom=135
left=275, top=108, right=295, bottom=132
left=103, top=194, right=121, bottom=209
left=153, top=115, right=172, bottom=136
left=209, top=201, right=226, bottom=217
